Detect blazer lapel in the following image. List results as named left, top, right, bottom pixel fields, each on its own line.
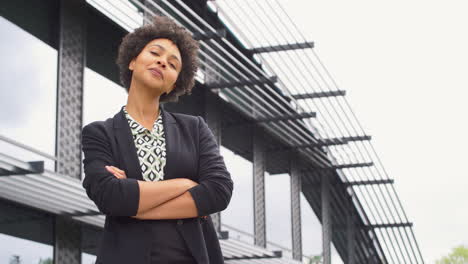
left=113, top=107, right=143, bottom=181
left=112, top=105, right=177, bottom=181
left=160, top=105, right=177, bottom=180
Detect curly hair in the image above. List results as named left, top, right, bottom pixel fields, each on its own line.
left=116, top=15, right=200, bottom=103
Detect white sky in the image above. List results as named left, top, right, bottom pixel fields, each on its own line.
left=279, top=0, right=468, bottom=262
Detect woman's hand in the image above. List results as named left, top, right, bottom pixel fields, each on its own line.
left=105, top=165, right=127, bottom=179
left=104, top=168, right=208, bottom=219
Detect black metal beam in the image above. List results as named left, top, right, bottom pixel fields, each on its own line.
left=332, top=162, right=374, bottom=170
left=266, top=135, right=372, bottom=152
left=315, top=138, right=346, bottom=146
left=302, top=178, right=394, bottom=189
left=222, top=111, right=316, bottom=129
left=61, top=210, right=102, bottom=217
left=302, top=162, right=374, bottom=171
left=0, top=161, right=44, bottom=176
left=206, top=76, right=278, bottom=89
left=219, top=230, right=229, bottom=240
left=224, top=250, right=282, bottom=260
left=193, top=29, right=226, bottom=41
left=273, top=250, right=282, bottom=258
left=345, top=179, right=394, bottom=187
left=314, top=135, right=371, bottom=147
left=343, top=135, right=372, bottom=143
left=256, top=111, right=316, bottom=123
left=333, top=222, right=413, bottom=231
left=367, top=223, right=413, bottom=229
left=251, top=41, right=314, bottom=53
left=291, top=90, right=346, bottom=100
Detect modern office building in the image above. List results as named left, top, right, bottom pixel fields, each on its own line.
left=0, top=0, right=424, bottom=263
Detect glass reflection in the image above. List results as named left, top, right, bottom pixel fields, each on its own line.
left=0, top=16, right=57, bottom=159
left=0, top=199, right=53, bottom=264
left=82, top=67, right=127, bottom=127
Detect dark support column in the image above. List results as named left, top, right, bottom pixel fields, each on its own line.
left=290, top=155, right=303, bottom=260
left=321, top=172, right=331, bottom=264
left=203, top=89, right=222, bottom=233
left=347, top=195, right=355, bottom=264
left=54, top=216, right=82, bottom=264
left=55, top=0, right=85, bottom=179
left=202, top=32, right=223, bottom=233
left=54, top=0, right=86, bottom=263
left=253, top=125, right=266, bottom=247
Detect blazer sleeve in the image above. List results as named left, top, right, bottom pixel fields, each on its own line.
left=81, top=122, right=140, bottom=217
left=188, top=116, right=234, bottom=217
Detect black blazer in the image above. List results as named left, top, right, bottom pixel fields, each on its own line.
left=81, top=105, right=234, bottom=264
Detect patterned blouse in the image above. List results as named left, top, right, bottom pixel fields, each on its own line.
left=122, top=105, right=166, bottom=182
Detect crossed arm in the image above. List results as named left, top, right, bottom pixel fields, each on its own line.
left=81, top=117, right=233, bottom=220
left=105, top=165, right=201, bottom=220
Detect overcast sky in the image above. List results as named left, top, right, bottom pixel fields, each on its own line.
left=278, top=0, right=468, bottom=262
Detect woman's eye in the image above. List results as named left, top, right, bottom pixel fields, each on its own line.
left=170, top=64, right=176, bottom=69
left=150, top=51, right=159, bottom=55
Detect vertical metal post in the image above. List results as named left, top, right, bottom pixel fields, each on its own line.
left=321, top=172, right=331, bottom=264
left=54, top=216, right=82, bottom=264
left=347, top=194, right=355, bottom=264
left=253, top=125, right=266, bottom=247
left=55, top=0, right=85, bottom=180
left=202, top=29, right=222, bottom=233
left=290, top=154, right=303, bottom=260
left=54, top=0, right=85, bottom=263
left=203, top=89, right=222, bottom=233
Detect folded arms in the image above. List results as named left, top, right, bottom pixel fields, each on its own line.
left=81, top=116, right=233, bottom=219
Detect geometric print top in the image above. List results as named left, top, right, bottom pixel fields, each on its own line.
left=122, top=105, right=166, bottom=182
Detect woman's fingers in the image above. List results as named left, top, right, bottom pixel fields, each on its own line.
left=111, top=166, right=124, bottom=174
left=110, top=166, right=126, bottom=176
left=105, top=166, right=123, bottom=178
left=112, top=166, right=127, bottom=178
left=105, top=166, right=118, bottom=177
left=105, top=166, right=127, bottom=179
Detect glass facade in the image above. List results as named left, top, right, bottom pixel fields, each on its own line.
left=266, top=172, right=293, bottom=256
left=219, top=147, right=254, bottom=243
left=0, top=199, right=54, bottom=264
left=0, top=15, right=57, bottom=264
left=82, top=67, right=128, bottom=129
left=81, top=253, right=96, bottom=264
left=81, top=224, right=102, bottom=264
left=0, top=16, right=57, bottom=171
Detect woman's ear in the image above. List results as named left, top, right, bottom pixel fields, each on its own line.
left=128, top=59, right=135, bottom=71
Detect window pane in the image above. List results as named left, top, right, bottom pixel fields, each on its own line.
left=220, top=147, right=254, bottom=243
left=0, top=16, right=57, bottom=160
left=83, top=67, right=127, bottom=127
left=0, top=199, right=54, bottom=264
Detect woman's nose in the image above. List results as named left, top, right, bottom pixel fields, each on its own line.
left=156, top=60, right=166, bottom=68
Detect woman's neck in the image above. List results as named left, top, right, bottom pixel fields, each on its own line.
left=125, top=85, right=161, bottom=130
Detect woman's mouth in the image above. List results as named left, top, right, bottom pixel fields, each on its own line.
left=149, top=69, right=163, bottom=79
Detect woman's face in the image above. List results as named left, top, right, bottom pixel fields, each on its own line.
left=129, top=38, right=182, bottom=96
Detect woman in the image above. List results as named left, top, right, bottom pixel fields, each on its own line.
left=81, top=15, right=233, bottom=264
